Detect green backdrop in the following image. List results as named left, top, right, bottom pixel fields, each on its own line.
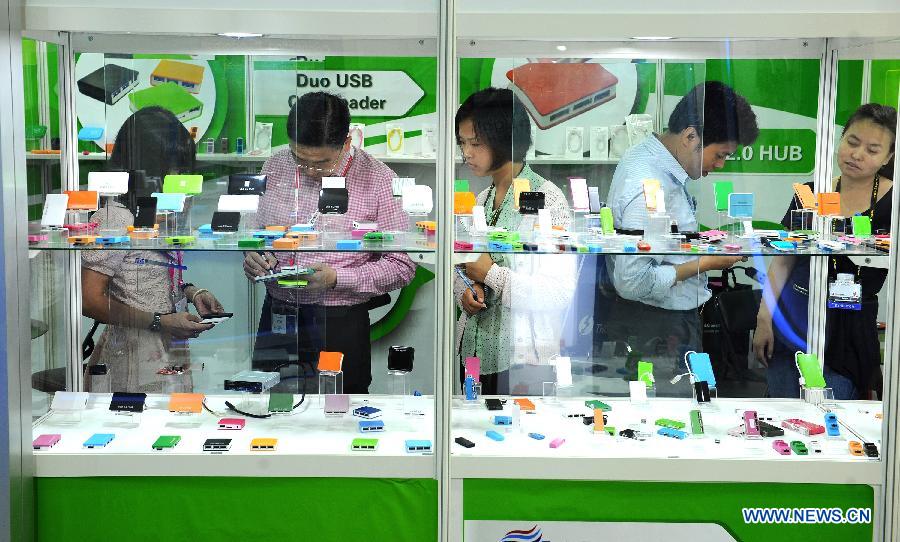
left=36, top=477, right=438, bottom=542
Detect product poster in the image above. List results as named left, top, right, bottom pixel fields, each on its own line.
left=252, top=56, right=438, bottom=153
left=74, top=55, right=217, bottom=149
left=22, top=41, right=899, bottom=228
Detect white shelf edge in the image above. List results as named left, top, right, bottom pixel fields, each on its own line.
left=450, top=455, right=882, bottom=485
left=35, top=452, right=435, bottom=478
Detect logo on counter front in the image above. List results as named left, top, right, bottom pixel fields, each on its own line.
left=500, top=525, right=544, bottom=542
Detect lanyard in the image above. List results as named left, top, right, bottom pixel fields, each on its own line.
left=484, top=184, right=504, bottom=227
left=832, top=174, right=880, bottom=277
left=167, top=251, right=184, bottom=296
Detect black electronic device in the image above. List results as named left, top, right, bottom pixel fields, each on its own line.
left=199, top=312, right=233, bottom=325
left=455, top=437, right=476, bottom=448
left=518, top=191, right=545, bottom=214
left=211, top=211, right=241, bottom=233
left=387, top=346, right=414, bottom=373
left=318, top=188, right=349, bottom=214
left=109, top=392, right=147, bottom=413
left=203, top=438, right=232, bottom=453
left=582, top=415, right=608, bottom=426
left=77, top=64, right=140, bottom=106
left=864, top=442, right=879, bottom=458
left=694, top=381, right=711, bottom=403
left=132, top=197, right=158, bottom=228
left=758, top=421, right=785, bottom=438
left=227, top=174, right=267, bottom=196
left=484, top=398, right=503, bottom=411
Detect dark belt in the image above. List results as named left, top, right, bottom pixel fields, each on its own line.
left=269, top=292, right=389, bottom=317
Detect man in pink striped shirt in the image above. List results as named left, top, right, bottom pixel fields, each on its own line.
left=243, top=91, right=415, bottom=393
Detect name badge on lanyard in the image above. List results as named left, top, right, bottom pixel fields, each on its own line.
left=827, top=271, right=862, bottom=311
left=169, top=252, right=186, bottom=311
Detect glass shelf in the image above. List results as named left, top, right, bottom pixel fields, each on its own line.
left=28, top=236, right=437, bottom=253
left=452, top=232, right=888, bottom=257
left=26, top=151, right=619, bottom=166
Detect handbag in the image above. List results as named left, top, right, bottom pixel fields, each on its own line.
left=81, top=320, right=101, bottom=361
left=702, top=268, right=762, bottom=380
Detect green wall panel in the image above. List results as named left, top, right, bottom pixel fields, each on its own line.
left=37, top=477, right=437, bottom=542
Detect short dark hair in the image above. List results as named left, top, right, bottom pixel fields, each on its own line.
left=455, top=87, right=532, bottom=170
left=843, top=103, right=897, bottom=179
left=110, top=106, right=196, bottom=210
left=286, top=91, right=351, bottom=148
left=668, top=81, right=759, bottom=147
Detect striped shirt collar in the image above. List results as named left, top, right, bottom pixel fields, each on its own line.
left=645, top=134, right=691, bottom=186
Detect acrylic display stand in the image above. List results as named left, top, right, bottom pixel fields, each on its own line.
left=716, top=210, right=727, bottom=231
left=388, top=370, right=410, bottom=398
left=238, top=211, right=258, bottom=234
left=41, top=226, right=66, bottom=243
left=317, top=213, right=347, bottom=243
left=541, top=382, right=558, bottom=403
left=407, top=212, right=432, bottom=242
left=644, top=213, right=671, bottom=241
left=516, top=213, right=538, bottom=236
left=85, top=370, right=112, bottom=394
left=455, top=214, right=474, bottom=238
left=97, top=195, right=122, bottom=233
left=318, top=370, right=344, bottom=398
left=48, top=409, right=84, bottom=425
left=583, top=213, right=601, bottom=232
left=820, top=215, right=846, bottom=241
left=403, top=393, right=428, bottom=417
left=106, top=409, right=142, bottom=429
left=801, top=385, right=835, bottom=406
left=790, top=208, right=815, bottom=232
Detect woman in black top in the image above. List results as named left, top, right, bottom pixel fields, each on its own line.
left=754, top=103, right=895, bottom=399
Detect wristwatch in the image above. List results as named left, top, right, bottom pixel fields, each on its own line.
left=149, top=312, right=162, bottom=332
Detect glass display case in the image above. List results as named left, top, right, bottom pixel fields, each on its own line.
left=450, top=37, right=898, bottom=542
left=23, top=26, right=444, bottom=542
left=10, top=8, right=900, bottom=542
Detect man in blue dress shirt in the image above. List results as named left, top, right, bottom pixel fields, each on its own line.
left=605, top=81, right=759, bottom=384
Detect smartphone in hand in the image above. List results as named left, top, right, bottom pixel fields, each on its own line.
left=199, top=312, right=233, bottom=325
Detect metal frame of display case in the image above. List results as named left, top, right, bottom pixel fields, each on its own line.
left=2, top=0, right=33, bottom=540
left=820, top=37, right=900, bottom=542
left=5, top=5, right=900, bottom=542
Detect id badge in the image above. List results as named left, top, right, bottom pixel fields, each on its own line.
left=272, top=313, right=287, bottom=335
left=174, top=297, right=188, bottom=314
left=271, top=312, right=297, bottom=335
left=827, top=275, right=862, bottom=311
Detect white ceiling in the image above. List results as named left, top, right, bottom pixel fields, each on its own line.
left=22, top=0, right=900, bottom=39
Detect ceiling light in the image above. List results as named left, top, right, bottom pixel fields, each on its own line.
left=218, top=32, right=263, bottom=39
left=556, top=45, right=568, bottom=51
left=631, top=36, right=674, bottom=41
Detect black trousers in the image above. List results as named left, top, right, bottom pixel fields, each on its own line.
left=601, top=294, right=701, bottom=372
left=253, top=295, right=372, bottom=394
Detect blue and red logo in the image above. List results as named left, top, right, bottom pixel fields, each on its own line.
left=500, top=525, right=543, bottom=542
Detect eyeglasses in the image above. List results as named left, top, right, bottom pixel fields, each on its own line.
left=292, top=150, right=343, bottom=175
